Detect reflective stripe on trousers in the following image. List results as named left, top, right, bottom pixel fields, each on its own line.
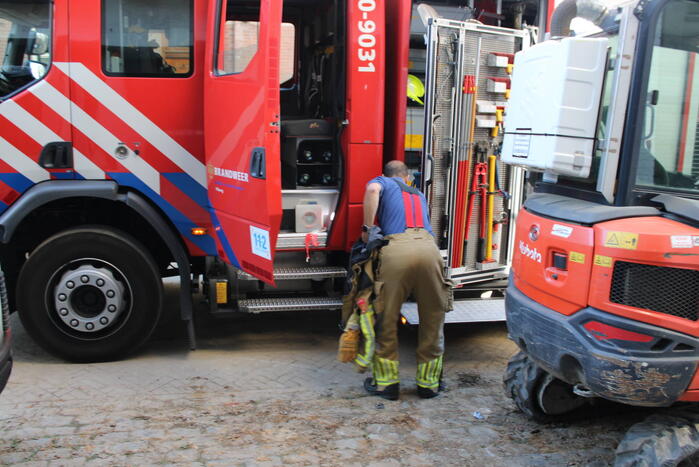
left=372, top=356, right=400, bottom=387
left=416, top=355, right=443, bottom=389
left=354, top=309, right=375, bottom=369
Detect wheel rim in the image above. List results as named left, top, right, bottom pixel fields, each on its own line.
left=47, top=259, right=132, bottom=338
left=537, top=374, right=587, bottom=415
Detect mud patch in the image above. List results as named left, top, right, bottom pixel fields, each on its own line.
left=457, top=372, right=484, bottom=387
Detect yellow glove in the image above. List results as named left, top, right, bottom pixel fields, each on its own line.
left=337, top=329, right=360, bottom=363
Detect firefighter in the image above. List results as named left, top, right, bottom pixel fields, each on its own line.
left=360, top=160, right=451, bottom=400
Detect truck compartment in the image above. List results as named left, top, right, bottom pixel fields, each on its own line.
left=422, top=18, right=529, bottom=286
left=279, top=0, right=344, bottom=237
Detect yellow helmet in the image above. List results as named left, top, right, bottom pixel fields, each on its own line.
left=407, top=74, right=425, bottom=105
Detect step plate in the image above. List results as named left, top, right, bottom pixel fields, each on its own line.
left=238, top=266, right=347, bottom=281
left=276, top=232, right=328, bottom=249
left=401, top=298, right=505, bottom=325
left=238, top=297, right=343, bottom=313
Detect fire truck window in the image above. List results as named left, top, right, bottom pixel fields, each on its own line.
left=102, top=0, right=193, bottom=77
left=0, top=1, right=51, bottom=99
left=216, top=3, right=295, bottom=83
left=279, top=23, right=295, bottom=84
left=218, top=18, right=259, bottom=75
left=635, top=0, right=699, bottom=194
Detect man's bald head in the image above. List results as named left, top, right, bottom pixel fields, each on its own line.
left=384, top=160, right=409, bottom=178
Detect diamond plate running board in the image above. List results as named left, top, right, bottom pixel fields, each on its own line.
left=238, top=297, right=343, bottom=313
left=401, top=298, right=505, bottom=325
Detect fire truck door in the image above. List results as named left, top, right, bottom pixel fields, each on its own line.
left=204, top=0, right=283, bottom=285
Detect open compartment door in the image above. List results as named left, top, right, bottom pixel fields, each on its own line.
left=421, top=19, right=529, bottom=286
left=204, top=0, right=283, bottom=284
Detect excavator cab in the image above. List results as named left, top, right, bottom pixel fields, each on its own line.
left=501, top=0, right=699, bottom=464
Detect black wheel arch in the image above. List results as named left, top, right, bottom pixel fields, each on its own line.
left=0, top=180, right=194, bottom=323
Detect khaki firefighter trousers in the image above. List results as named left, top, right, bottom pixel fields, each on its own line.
left=372, top=228, right=450, bottom=389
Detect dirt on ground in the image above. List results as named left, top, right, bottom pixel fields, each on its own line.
left=0, top=283, right=657, bottom=466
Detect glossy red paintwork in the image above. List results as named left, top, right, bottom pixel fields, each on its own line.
left=345, top=204, right=365, bottom=250
left=383, top=0, right=411, bottom=163
left=512, top=208, right=595, bottom=315
left=332, top=0, right=391, bottom=248
left=515, top=209, right=699, bottom=336
left=346, top=0, right=386, bottom=145
left=204, top=0, right=283, bottom=284
left=67, top=1, right=206, bottom=162
left=0, top=0, right=413, bottom=282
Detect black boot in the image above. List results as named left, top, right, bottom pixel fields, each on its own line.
left=364, top=377, right=399, bottom=401
left=417, top=385, right=439, bottom=399
left=417, top=379, right=445, bottom=399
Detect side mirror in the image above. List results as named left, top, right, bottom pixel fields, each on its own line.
left=31, top=32, right=49, bottom=56
left=29, top=61, right=47, bottom=80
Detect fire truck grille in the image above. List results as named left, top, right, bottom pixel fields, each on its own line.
left=0, top=270, right=8, bottom=332
left=610, top=261, right=699, bottom=321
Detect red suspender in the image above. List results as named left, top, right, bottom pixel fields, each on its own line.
left=412, top=194, right=424, bottom=228
left=402, top=192, right=425, bottom=229
left=402, top=192, right=415, bottom=228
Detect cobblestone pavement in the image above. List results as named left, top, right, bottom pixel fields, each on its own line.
left=1, top=283, right=651, bottom=466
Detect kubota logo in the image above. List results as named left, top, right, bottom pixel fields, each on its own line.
left=519, top=241, right=542, bottom=263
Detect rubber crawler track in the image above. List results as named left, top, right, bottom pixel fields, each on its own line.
left=615, top=409, right=699, bottom=467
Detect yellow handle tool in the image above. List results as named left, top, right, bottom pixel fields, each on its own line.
left=485, top=155, right=497, bottom=262
left=490, top=109, right=504, bottom=138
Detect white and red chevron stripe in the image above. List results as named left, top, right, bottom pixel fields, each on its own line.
left=0, top=61, right=210, bottom=191
left=0, top=136, right=48, bottom=184
left=0, top=62, right=215, bottom=256
left=55, top=62, right=206, bottom=187
left=31, top=80, right=162, bottom=193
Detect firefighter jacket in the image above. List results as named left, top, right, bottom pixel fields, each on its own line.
left=340, top=226, right=387, bottom=369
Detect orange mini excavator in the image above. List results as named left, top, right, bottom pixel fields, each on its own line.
left=501, top=0, right=699, bottom=464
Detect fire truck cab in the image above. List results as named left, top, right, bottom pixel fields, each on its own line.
left=0, top=0, right=542, bottom=361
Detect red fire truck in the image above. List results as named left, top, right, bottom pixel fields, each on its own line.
left=0, top=0, right=543, bottom=361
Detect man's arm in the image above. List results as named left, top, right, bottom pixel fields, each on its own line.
left=363, top=182, right=381, bottom=227
left=362, top=182, right=382, bottom=242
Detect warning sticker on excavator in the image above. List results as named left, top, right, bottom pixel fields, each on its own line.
left=594, top=255, right=613, bottom=268
left=569, top=252, right=585, bottom=264
left=604, top=231, right=638, bottom=250
left=671, top=235, right=693, bottom=249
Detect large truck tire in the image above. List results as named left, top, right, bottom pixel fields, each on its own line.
left=504, top=351, right=586, bottom=422
left=614, top=409, right=699, bottom=467
left=16, top=227, right=163, bottom=362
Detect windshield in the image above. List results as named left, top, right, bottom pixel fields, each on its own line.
left=634, top=0, right=699, bottom=196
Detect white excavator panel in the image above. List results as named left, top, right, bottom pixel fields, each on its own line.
left=502, top=37, right=608, bottom=179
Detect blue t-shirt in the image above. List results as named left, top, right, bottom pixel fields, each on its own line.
left=369, top=176, right=434, bottom=236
